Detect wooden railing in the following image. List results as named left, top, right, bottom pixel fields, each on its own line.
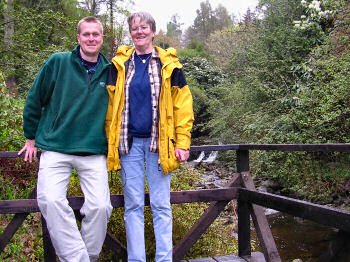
left=1, top=144, right=350, bottom=262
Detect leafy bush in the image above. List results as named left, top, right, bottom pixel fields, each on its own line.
left=178, top=41, right=210, bottom=59
left=0, top=5, right=77, bottom=94
left=188, top=78, right=212, bottom=140
left=255, top=3, right=350, bottom=201
left=179, top=56, right=226, bottom=89
left=0, top=212, right=44, bottom=262
left=0, top=74, right=25, bottom=151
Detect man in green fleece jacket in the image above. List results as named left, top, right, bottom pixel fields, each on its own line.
left=18, top=16, right=112, bottom=262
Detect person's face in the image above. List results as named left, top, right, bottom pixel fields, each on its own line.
left=130, top=17, right=155, bottom=53
left=77, top=21, right=103, bottom=60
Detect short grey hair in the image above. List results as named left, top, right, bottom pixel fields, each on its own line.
left=127, top=12, right=156, bottom=33
left=77, top=16, right=103, bottom=35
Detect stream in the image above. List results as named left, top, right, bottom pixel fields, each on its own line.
left=253, top=213, right=338, bottom=261
left=192, top=158, right=341, bottom=262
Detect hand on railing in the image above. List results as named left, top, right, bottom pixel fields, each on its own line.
left=18, top=139, right=37, bottom=163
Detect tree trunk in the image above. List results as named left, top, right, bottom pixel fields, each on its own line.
left=4, top=0, right=14, bottom=48
left=4, top=0, right=18, bottom=95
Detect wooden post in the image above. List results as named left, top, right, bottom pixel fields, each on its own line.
left=104, top=232, right=128, bottom=261
left=236, top=150, right=251, bottom=258
left=41, top=216, right=56, bottom=262
left=237, top=196, right=251, bottom=257
left=236, top=150, right=249, bottom=173
left=241, top=172, right=281, bottom=262
left=172, top=174, right=242, bottom=261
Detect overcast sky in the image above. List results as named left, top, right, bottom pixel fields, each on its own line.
left=130, top=0, right=259, bottom=32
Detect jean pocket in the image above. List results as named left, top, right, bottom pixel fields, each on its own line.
left=120, top=167, right=127, bottom=188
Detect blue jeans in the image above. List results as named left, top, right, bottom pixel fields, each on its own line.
left=120, top=137, right=172, bottom=262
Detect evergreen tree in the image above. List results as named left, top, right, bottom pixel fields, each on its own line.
left=166, top=14, right=182, bottom=39
left=184, top=1, right=233, bottom=45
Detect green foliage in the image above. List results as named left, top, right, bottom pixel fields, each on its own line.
left=248, top=0, right=350, bottom=200
left=188, top=78, right=211, bottom=139
left=179, top=56, right=226, bottom=89
left=0, top=176, right=17, bottom=200
left=201, top=0, right=350, bottom=201
left=256, top=151, right=350, bottom=202
left=178, top=40, right=210, bottom=59
left=207, top=81, right=273, bottom=144
left=0, top=76, right=25, bottom=151
left=178, top=53, right=227, bottom=141
left=0, top=158, right=42, bottom=261
left=0, top=213, right=44, bottom=262
left=0, top=4, right=77, bottom=94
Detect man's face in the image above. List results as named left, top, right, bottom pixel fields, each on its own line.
left=77, top=21, right=103, bottom=60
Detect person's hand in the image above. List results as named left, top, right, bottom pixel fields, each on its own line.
left=18, top=139, right=37, bottom=163
left=175, top=148, right=189, bottom=162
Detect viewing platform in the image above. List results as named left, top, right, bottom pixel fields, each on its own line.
left=180, top=252, right=265, bottom=261
left=1, top=144, right=350, bottom=261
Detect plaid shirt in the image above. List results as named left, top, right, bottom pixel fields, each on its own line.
left=119, top=48, right=161, bottom=154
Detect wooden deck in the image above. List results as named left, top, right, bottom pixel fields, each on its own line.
left=180, top=252, right=265, bottom=262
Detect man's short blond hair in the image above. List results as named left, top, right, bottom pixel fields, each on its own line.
left=77, top=16, right=103, bottom=34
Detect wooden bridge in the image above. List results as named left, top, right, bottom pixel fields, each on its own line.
left=1, top=144, right=350, bottom=261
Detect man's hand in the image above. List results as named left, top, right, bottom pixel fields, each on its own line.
left=175, top=148, right=190, bottom=162
left=18, top=139, right=37, bottom=163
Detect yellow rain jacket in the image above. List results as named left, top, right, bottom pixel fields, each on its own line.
left=105, top=45, right=194, bottom=174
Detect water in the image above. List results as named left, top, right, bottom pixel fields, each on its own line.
left=196, top=168, right=342, bottom=261
left=252, top=213, right=338, bottom=261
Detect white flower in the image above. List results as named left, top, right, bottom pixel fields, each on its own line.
left=313, top=0, right=321, bottom=7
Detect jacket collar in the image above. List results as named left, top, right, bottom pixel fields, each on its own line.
left=112, top=45, right=182, bottom=73
left=72, top=45, right=110, bottom=66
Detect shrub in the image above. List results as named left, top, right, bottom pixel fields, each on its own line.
left=0, top=74, right=25, bottom=151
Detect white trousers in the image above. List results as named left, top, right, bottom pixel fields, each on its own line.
left=37, top=151, right=112, bottom=262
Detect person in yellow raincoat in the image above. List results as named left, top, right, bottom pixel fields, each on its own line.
left=105, top=11, right=194, bottom=262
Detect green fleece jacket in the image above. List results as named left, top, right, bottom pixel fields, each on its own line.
left=23, top=45, right=110, bottom=155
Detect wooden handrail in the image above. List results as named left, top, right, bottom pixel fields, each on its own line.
left=2, top=143, right=350, bottom=159
left=190, top=143, right=350, bottom=152
left=0, top=188, right=240, bottom=215
left=238, top=187, right=350, bottom=232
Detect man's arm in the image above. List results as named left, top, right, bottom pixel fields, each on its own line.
left=19, top=57, right=54, bottom=162
left=18, top=139, right=37, bottom=162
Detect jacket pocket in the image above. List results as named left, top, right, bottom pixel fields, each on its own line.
left=166, top=138, right=179, bottom=173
